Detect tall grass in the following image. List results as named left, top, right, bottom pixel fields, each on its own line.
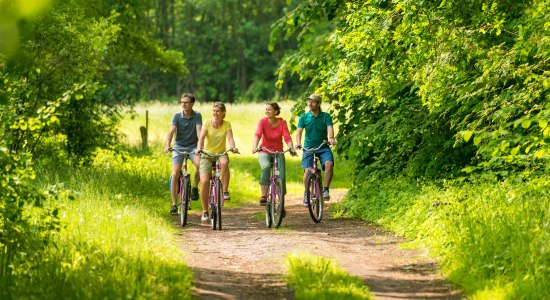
left=285, top=252, right=373, bottom=300
left=14, top=150, right=194, bottom=299
left=337, top=176, right=550, bottom=299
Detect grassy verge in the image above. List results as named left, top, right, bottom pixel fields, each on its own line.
left=285, top=252, right=373, bottom=300
left=9, top=149, right=194, bottom=299
left=336, top=176, right=550, bottom=299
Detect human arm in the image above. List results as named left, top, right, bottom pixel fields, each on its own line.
left=226, top=129, right=238, bottom=152
left=164, top=125, right=176, bottom=153
left=194, top=127, right=207, bottom=155
left=252, top=136, right=260, bottom=153
left=281, top=120, right=297, bottom=155
left=295, top=127, right=303, bottom=149
left=328, top=125, right=336, bottom=145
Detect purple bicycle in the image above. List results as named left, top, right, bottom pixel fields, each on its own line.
left=298, top=141, right=329, bottom=223
left=200, top=148, right=238, bottom=230
left=255, top=146, right=293, bottom=228
left=169, top=148, right=191, bottom=227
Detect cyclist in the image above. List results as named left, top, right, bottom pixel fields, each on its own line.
left=295, top=94, right=336, bottom=206
left=252, top=102, right=297, bottom=206
left=195, top=102, right=238, bottom=222
left=164, top=93, right=202, bottom=215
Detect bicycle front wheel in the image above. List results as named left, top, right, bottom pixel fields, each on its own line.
left=271, top=178, right=284, bottom=228
left=265, top=195, right=272, bottom=228
left=306, top=174, right=323, bottom=223
left=180, top=176, right=191, bottom=226
left=210, top=183, right=217, bottom=230
left=215, top=179, right=223, bottom=230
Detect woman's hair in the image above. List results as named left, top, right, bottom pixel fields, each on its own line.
left=213, top=101, right=226, bottom=112
left=266, top=102, right=281, bottom=116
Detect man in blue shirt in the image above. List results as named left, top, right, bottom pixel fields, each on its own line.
left=295, top=94, right=336, bottom=206
left=164, top=93, right=202, bottom=215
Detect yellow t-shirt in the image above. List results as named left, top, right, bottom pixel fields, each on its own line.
left=204, top=119, right=232, bottom=154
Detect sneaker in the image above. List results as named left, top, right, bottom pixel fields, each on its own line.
left=170, top=205, right=178, bottom=215
left=303, top=193, right=308, bottom=207
left=259, top=196, right=267, bottom=206
left=200, top=212, right=209, bottom=222
left=223, top=192, right=230, bottom=201
left=322, top=187, right=330, bottom=200
left=191, top=187, right=199, bottom=200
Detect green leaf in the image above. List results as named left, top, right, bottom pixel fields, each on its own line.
left=539, top=120, right=548, bottom=129
left=462, top=131, right=473, bottom=142
left=521, top=119, right=531, bottom=129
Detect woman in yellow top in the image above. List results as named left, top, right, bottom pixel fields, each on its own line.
left=195, top=102, right=238, bottom=222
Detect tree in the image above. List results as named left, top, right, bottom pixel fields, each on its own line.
left=271, top=0, right=550, bottom=180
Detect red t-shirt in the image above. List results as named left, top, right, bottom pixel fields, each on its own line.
left=255, top=117, right=292, bottom=152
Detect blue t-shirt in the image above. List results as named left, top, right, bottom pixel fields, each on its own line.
left=171, top=110, right=202, bottom=148
left=297, top=110, right=333, bottom=148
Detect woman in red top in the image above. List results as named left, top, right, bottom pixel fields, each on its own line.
left=252, top=102, right=297, bottom=206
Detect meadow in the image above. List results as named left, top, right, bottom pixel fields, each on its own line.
left=2, top=101, right=359, bottom=299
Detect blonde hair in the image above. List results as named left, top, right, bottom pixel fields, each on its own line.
left=213, top=101, right=226, bottom=112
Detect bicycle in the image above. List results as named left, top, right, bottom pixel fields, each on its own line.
left=254, top=146, right=294, bottom=228
left=297, top=140, right=330, bottom=223
left=169, top=148, right=192, bottom=227
left=199, top=148, right=239, bottom=230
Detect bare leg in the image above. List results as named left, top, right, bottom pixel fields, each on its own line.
left=171, top=164, right=182, bottom=205
left=261, top=185, right=268, bottom=197
left=219, top=156, right=230, bottom=193
left=323, top=161, right=334, bottom=188
left=199, top=172, right=211, bottom=212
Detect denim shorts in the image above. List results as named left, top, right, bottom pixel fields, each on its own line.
left=301, top=146, right=334, bottom=171
left=172, top=147, right=197, bottom=165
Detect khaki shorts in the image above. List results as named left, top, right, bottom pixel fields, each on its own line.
left=199, top=154, right=228, bottom=174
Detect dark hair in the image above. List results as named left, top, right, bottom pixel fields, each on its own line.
left=266, top=102, right=281, bottom=116
left=181, top=93, right=196, bottom=103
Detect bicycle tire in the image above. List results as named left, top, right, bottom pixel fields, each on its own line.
left=271, top=178, right=284, bottom=227
left=215, top=179, right=223, bottom=230
left=306, top=174, right=323, bottom=223
left=210, top=184, right=217, bottom=230
left=180, top=176, right=191, bottom=226
left=265, top=196, right=272, bottom=228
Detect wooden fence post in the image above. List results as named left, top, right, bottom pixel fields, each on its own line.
left=140, top=110, right=149, bottom=150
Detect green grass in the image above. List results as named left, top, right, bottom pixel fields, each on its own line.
left=285, top=252, right=373, bottom=300
left=336, top=176, right=550, bottom=299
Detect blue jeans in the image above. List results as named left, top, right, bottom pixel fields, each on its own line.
left=301, top=146, right=334, bottom=171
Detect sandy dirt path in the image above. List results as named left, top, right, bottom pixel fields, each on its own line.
left=175, top=190, right=461, bottom=299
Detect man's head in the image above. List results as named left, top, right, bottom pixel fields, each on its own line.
left=307, top=94, right=321, bottom=112
left=180, top=93, right=196, bottom=112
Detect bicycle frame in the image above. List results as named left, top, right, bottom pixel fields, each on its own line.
left=200, top=148, right=237, bottom=230
left=299, top=141, right=329, bottom=223
left=169, top=148, right=191, bottom=226
left=256, top=147, right=293, bottom=228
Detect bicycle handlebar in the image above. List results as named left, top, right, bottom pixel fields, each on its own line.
left=200, top=148, right=239, bottom=157
left=253, top=146, right=295, bottom=155
left=297, top=140, right=330, bottom=152
left=168, top=148, right=191, bottom=156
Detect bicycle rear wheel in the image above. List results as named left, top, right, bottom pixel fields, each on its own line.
left=215, top=179, right=223, bottom=230
left=271, top=178, right=284, bottom=227
left=306, top=174, right=323, bottom=223
left=180, top=176, right=191, bottom=226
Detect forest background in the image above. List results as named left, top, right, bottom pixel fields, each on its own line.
left=1, top=0, right=548, bottom=299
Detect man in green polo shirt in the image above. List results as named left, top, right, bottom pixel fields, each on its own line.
left=295, top=94, right=336, bottom=206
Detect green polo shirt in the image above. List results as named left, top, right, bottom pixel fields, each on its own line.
left=297, top=110, right=333, bottom=148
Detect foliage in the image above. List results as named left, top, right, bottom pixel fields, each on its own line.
left=0, top=0, right=187, bottom=164
left=336, top=176, right=550, bottom=299
left=0, top=145, right=62, bottom=288
left=285, top=252, right=373, bottom=300
left=271, top=0, right=550, bottom=180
